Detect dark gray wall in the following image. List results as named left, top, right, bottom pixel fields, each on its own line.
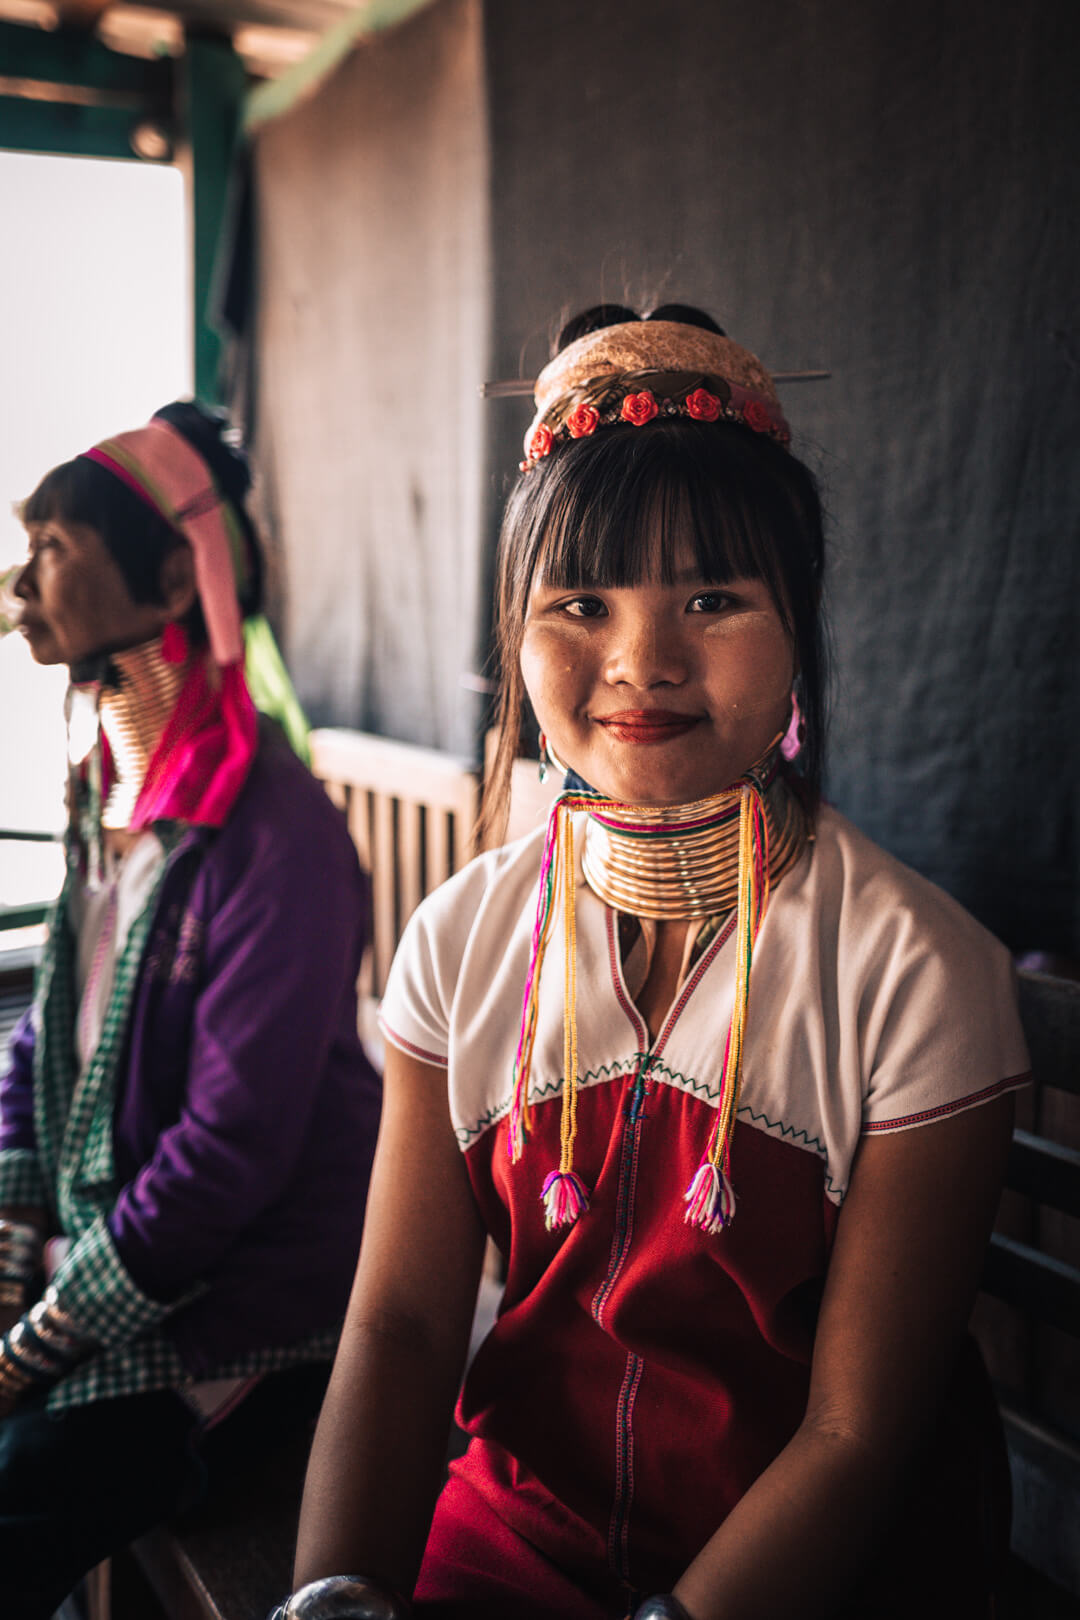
left=482, top=0, right=1079, bottom=953
left=252, top=0, right=1078, bottom=953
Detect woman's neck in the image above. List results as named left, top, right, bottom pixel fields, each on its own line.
left=97, top=637, right=189, bottom=829
left=579, top=761, right=808, bottom=922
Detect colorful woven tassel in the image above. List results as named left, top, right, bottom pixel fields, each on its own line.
left=684, top=783, right=770, bottom=1234
left=509, top=793, right=610, bottom=1229
left=541, top=1169, right=590, bottom=1230
left=507, top=796, right=567, bottom=1162
left=683, top=1160, right=737, bottom=1234
left=510, top=771, right=776, bottom=1240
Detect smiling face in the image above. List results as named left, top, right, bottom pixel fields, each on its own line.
left=480, top=418, right=828, bottom=843
left=521, top=530, right=795, bottom=806
left=14, top=517, right=174, bottom=668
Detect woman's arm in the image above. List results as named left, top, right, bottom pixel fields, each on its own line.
left=294, top=1046, right=487, bottom=1595
left=669, top=1092, right=1014, bottom=1620
left=0, top=820, right=377, bottom=1411
left=105, top=837, right=375, bottom=1300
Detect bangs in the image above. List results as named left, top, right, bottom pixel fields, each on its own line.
left=20, top=455, right=185, bottom=607
left=489, top=411, right=828, bottom=831
left=532, top=421, right=797, bottom=628
left=20, top=460, right=97, bottom=529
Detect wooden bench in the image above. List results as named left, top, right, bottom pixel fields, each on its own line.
left=119, top=1415, right=318, bottom=1620
left=974, top=968, right=1080, bottom=1608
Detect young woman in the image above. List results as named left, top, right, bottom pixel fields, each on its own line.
left=285, top=308, right=1029, bottom=1620
left=0, top=403, right=382, bottom=1619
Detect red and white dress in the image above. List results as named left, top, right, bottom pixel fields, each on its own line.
left=379, top=804, right=1030, bottom=1615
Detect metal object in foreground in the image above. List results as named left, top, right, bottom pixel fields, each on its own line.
left=269, top=1574, right=411, bottom=1620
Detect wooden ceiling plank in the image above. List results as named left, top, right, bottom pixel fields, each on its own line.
left=118, top=0, right=354, bottom=32
left=53, top=0, right=111, bottom=26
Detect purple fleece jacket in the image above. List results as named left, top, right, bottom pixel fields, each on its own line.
left=0, top=726, right=382, bottom=1374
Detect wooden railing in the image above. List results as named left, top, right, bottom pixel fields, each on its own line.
left=308, top=728, right=481, bottom=1003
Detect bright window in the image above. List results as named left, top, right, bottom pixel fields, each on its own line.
left=0, top=150, right=190, bottom=926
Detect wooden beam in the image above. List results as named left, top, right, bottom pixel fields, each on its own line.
left=0, top=16, right=170, bottom=91
left=0, top=17, right=173, bottom=156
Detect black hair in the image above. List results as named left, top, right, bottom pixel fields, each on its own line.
left=481, top=305, right=828, bottom=840
left=20, top=400, right=264, bottom=633
left=555, top=302, right=726, bottom=352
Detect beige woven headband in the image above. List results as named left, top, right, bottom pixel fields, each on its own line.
left=521, top=321, right=790, bottom=468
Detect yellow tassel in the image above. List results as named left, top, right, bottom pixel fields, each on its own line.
left=708, top=785, right=769, bottom=1173
left=560, top=812, right=580, bottom=1175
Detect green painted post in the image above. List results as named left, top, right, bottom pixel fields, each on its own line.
left=181, top=32, right=246, bottom=406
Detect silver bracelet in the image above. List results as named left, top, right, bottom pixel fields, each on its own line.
left=0, top=1287, right=97, bottom=1391
left=0, top=1221, right=42, bottom=1287
left=269, top=1575, right=411, bottom=1620
left=632, top=1598, right=693, bottom=1620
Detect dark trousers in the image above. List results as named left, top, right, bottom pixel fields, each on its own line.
left=0, top=1388, right=202, bottom=1619
left=0, top=1366, right=330, bottom=1620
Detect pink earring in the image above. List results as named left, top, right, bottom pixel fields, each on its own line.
left=781, top=691, right=803, bottom=761
left=161, top=621, right=189, bottom=665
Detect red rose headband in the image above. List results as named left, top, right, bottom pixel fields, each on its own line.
left=518, top=321, right=792, bottom=471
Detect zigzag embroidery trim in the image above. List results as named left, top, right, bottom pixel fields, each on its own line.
left=455, top=1059, right=635, bottom=1146
left=456, top=1055, right=843, bottom=1197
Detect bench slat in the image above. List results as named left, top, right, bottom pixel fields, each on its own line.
left=982, top=1233, right=1080, bottom=1337
left=426, top=805, right=452, bottom=891
left=1007, top=1130, right=1080, bottom=1219
left=398, top=797, right=425, bottom=925
left=1018, top=970, right=1080, bottom=1096
left=371, top=791, right=397, bottom=993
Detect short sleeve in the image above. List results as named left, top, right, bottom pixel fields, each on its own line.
left=378, top=906, right=451, bottom=1066
left=378, top=846, right=516, bottom=1071
left=858, top=891, right=1031, bottom=1135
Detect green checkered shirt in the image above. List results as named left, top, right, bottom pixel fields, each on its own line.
left=0, top=840, right=338, bottom=1414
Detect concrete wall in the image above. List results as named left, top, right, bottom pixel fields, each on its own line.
left=253, top=0, right=489, bottom=755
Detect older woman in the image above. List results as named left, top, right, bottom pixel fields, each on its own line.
left=0, top=402, right=381, bottom=1619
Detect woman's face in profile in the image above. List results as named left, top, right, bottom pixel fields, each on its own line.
left=520, top=528, right=795, bottom=806
left=14, top=518, right=165, bottom=667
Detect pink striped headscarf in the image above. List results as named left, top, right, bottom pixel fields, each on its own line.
left=83, top=417, right=257, bottom=828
